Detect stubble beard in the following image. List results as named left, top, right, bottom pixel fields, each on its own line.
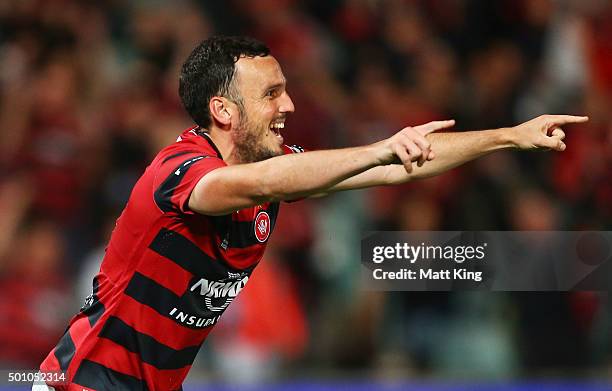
left=232, top=111, right=283, bottom=163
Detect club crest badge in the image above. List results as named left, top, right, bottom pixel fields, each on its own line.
left=254, top=211, right=271, bottom=243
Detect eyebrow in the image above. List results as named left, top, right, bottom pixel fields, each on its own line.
left=263, top=80, right=286, bottom=93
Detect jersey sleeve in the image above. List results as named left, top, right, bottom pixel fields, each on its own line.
left=152, top=151, right=226, bottom=214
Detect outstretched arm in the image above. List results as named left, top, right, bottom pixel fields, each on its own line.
left=188, top=120, right=451, bottom=215
left=321, top=115, right=588, bottom=193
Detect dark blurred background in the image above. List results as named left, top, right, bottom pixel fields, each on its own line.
left=0, top=0, right=610, bottom=387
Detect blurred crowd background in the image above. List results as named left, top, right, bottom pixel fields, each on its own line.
left=0, top=0, right=610, bottom=386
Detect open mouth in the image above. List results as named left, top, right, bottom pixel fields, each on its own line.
left=269, top=121, right=285, bottom=143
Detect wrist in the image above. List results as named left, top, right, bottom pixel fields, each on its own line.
left=494, top=127, right=518, bottom=149
left=365, top=141, right=388, bottom=167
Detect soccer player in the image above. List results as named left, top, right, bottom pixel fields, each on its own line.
left=37, top=36, right=587, bottom=390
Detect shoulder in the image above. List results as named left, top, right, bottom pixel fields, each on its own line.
left=156, top=127, right=223, bottom=165
left=282, top=144, right=306, bottom=154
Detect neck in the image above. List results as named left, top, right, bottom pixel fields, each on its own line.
left=201, top=126, right=241, bottom=165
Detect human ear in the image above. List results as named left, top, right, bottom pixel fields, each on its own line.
left=209, top=97, right=232, bottom=126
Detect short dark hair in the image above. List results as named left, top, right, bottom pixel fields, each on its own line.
left=179, top=36, right=270, bottom=128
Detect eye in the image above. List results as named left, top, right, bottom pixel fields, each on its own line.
left=265, top=88, right=279, bottom=98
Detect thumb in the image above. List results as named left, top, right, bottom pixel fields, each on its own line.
left=415, top=120, right=456, bottom=135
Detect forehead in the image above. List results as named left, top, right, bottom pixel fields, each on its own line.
left=234, top=55, right=285, bottom=92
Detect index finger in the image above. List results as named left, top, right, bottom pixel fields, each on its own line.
left=414, top=120, right=456, bottom=135
left=547, top=115, right=589, bottom=126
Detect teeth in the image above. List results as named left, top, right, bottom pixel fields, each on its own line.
left=270, top=122, right=285, bottom=130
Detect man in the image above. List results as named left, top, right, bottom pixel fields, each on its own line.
left=38, top=36, right=587, bottom=390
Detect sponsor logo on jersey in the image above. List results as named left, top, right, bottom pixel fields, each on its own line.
left=168, top=274, right=250, bottom=329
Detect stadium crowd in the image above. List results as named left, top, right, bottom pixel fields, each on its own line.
left=0, top=0, right=610, bottom=384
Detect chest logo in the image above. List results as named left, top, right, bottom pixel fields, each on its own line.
left=254, top=211, right=271, bottom=243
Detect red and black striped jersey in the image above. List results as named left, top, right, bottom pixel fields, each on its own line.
left=40, top=126, right=304, bottom=390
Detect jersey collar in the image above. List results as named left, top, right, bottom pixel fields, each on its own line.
left=196, top=127, right=223, bottom=159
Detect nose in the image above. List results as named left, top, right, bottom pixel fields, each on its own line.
left=279, top=91, right=295, bottom=114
